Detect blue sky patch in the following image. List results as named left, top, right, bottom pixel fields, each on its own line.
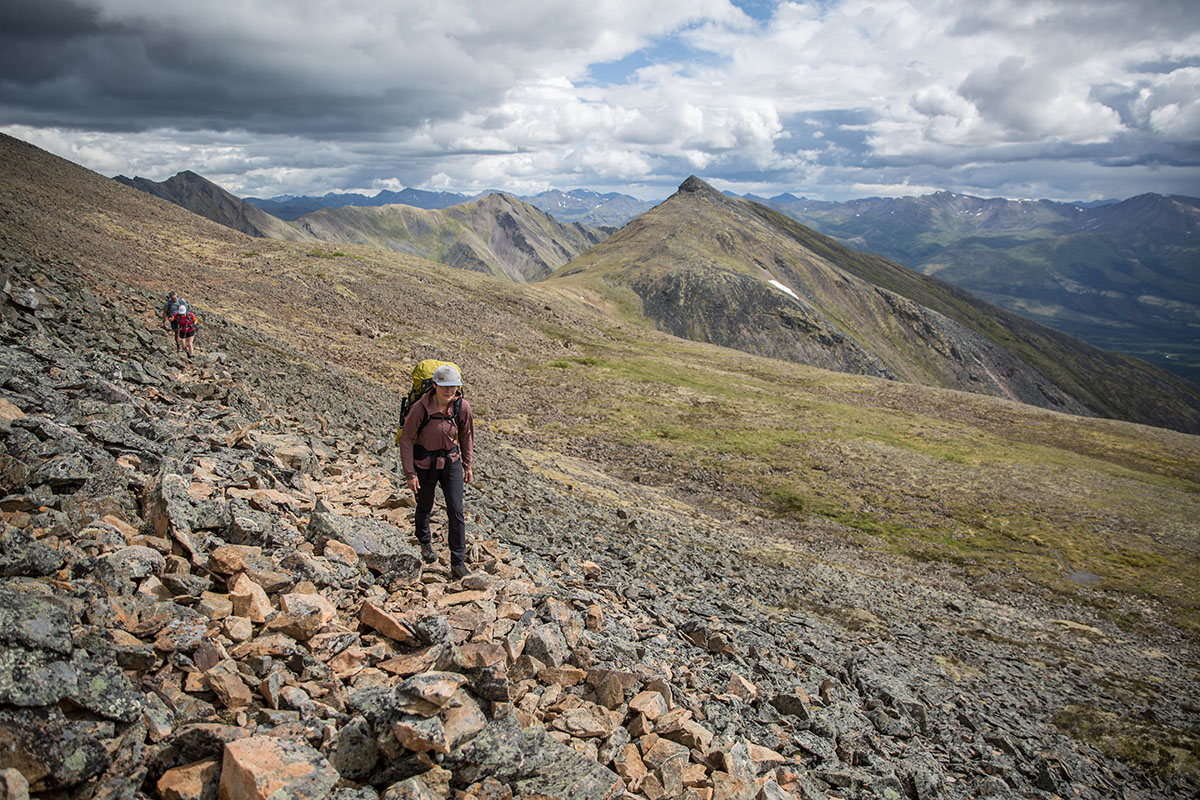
left=586, top=29, right=724, bottom=86
left=729, top=0, right=779, bottom=23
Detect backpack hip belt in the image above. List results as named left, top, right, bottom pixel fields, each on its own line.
left=413, top=444, right=460, bottom=469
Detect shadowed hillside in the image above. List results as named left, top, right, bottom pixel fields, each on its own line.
left=114, top=171, right=316, bottom=243
left=759, top=191, right=1200, bottom=381
left=553, top=176, right=1200, bottom=434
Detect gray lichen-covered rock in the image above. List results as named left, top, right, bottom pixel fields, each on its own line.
left=441, top=713, right=536, bottom=786
left=226, top=500, right=300, bottom=548
left=69, top=650, right=144, bottom=722
left=0, top=527, right=63, bottom=577
left=143, top=468, right=198, bottom=544
left=0, top=645, right=77, bottom=706
left=324, top=716, right=380, bottom=783
left=160, top=571, right=212, bottom=597
left=447, top=716, right=624, bottom=800
left=0, top=585, right=75, bottom=653
left=305, top=511, right=420, bottom=583
left=406, top=611, right=452, bottom=647
left=279, top=549, right=364, bottom=589
left=523, top=623, right=569, bottom=668
left=30, top=451, right=92, bottom=489
left=93, top=545, right=166, bottom=595
left=0, top=705, right=111, bottom=791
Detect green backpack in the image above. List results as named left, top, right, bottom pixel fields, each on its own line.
left=394, top=359, right=462, bottom=445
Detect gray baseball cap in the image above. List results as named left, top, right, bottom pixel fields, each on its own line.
left=432, top=365, right=462, bottom=386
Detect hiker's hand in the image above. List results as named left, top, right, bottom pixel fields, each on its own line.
left=406, top=475, right=419, bottom=495
left=464, top=467, right=473, bottom=484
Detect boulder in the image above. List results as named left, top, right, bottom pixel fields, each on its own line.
left=156, top=759, right=219, bottom=800
left=218, top=736, right=339, bottom=800
left=0, top=706, right=110, bottom=791
left=305, top=511, right=420, bottom=584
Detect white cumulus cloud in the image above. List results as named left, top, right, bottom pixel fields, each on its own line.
left=0, top=0, right=1196, bottom=201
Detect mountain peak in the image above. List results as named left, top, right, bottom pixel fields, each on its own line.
left=678, top=175, right=713, bottom=194
left=674, top=176, right=742, bottom=210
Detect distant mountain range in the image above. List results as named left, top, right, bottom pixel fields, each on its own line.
left=116, top=171, right=603, bottom=282
left=244, top=188, right=471, bottom=220
left=748, top=190, right=1200, bottom=381
left=116, top=167, right=1200, bottom=384
left=245, top=187, right=655, bottom=228
left=516, top=189, right=656, bottom=228
left=550, top=176, right=1200, bottom=432
left=293, top=193, right=605, bottom=282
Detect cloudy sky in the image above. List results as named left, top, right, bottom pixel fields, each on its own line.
left=2, top=0, right=1198, bottom=202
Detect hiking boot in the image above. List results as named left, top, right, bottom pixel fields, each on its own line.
left=451, top=563, right=471, bottom=579
left=419, top=543, right=437, bottom=564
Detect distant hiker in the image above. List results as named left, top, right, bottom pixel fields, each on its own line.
left=161, top=291, right=188, bottom=351
left=172, top=303, right=197, bottom=360
left=398, top=363, right=474, bottom=579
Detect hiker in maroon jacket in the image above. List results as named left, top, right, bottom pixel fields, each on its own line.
left=171, top=303, right=197, bottom=360
left=399, top=364, right=475, bottom=578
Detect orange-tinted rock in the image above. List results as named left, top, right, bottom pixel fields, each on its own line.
left=539, top=665, right=587, bottom=687
left=228, top=574, right=273, bottom=623
left=207, top=545, right=262, bottom=576
left=612, top=742, right=648, bottom=791
left=359, top=600, right=416, bottom=643
left=156, top=759, right=219, bottom=800
left=218, top=736, right=338, bottom=800
left=726, top=673, right=758, bottom=702
left=629, top=690, right=669, bottom=721
left=278, top=592, right=336, bottom=625
left=378, top=646, right=439, bottom=676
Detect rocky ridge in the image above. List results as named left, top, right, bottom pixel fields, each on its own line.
left=0, top=234, right=1197, bottom=799
left=112, top=172, right=314, bottom=245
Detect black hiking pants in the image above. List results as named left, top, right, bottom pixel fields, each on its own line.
left=414, top=458, right=466, bottom=567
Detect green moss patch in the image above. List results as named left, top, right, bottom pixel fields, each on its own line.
left=1054, top=705, right=1200, bottom=778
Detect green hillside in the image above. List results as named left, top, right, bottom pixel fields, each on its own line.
left=295, top=192, right=604, bottom=282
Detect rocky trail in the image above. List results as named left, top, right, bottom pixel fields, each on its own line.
left=0, top=245, right=1196, bottom=800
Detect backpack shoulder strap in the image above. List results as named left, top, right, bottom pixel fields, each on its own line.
left=414, top=397, right=435, bottom=438
left=416, top=393, right=463, bottom=438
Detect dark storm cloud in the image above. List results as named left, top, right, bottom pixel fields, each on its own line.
left=0, top=0, right=508, bottom=136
